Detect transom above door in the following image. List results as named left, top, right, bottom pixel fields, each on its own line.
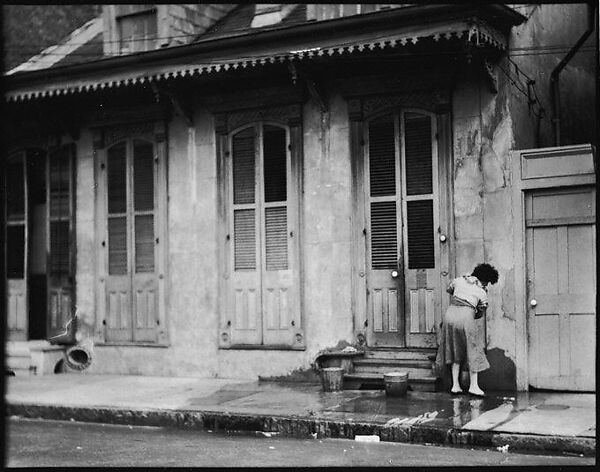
left=358, top=109, right=449, bottom=348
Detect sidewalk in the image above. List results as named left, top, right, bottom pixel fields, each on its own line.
left=5, top=373, right=595, bottom=456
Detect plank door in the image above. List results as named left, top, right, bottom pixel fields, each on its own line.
left=47, top=145, right=75, bottom=342
left=228, top=123, right=297, bottom=346
left=365, top=114, right=404, bottom=347
left=5, top=153, right=28, bottom=340
left=526, top=186, right=596, bottom=391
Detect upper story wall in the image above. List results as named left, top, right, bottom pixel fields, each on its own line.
left=506, top=4, right=596, bottom=149
left=102, top=4, right=236, bottom=55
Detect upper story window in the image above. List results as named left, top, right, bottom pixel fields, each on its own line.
left=116, top=5, right=157, bottom=54
left=306, top=4, right=401, bottom=21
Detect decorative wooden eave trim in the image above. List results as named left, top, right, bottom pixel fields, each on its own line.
left=5, top=17, right=510, bottom=103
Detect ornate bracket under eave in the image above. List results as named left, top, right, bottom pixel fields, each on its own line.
left=288, top=62, right=328, bottom=113
left=151, top=82, right=194, bottom=127
left=483, top=59, right=498, bottom=94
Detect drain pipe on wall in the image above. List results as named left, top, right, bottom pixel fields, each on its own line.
left=550, top=1, right=596, bottom=146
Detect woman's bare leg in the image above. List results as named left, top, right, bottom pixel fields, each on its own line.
left=468, top=371, right=485, bottom=396
left=451, top=363, right=462, bottom=393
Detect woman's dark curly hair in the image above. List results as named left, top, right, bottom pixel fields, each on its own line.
left=472, top=263, right=499, bottom=286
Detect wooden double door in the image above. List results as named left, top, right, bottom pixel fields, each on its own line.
left=4, top=147, right=75, bottom=342
left=358, top=110, right=450, bottom=348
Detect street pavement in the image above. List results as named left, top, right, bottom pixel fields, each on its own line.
left=4, top=373, right=596, bottom=457
left=6, top=418, right=594, bottom=467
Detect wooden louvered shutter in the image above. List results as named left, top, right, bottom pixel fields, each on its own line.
left=105, top=141, right=132, bottom=341
left=401, top=111, right=440, bottom=343
left=369, top=114, right=398, bottom=270
left=230, top=126, right=262, bottom=344
left=47, top=145, right=75, bottom=342
left=5, top=153, right=28, bottom=338
left=366, top=114, right=403, bottom=346
left=131, top=139, right=158, bottom=341
left=261, top=124, right=293, bottom=346
left=404, top=113, right=434, bottom=269
left=263, top=125, right=288, bottom=271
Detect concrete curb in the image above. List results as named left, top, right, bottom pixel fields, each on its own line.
left=6, top=403, right=595, bottom=457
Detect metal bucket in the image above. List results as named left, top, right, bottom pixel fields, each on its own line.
left=321, top=367, right=344, bottom=392
left=384, top=371, right=409, bottom=397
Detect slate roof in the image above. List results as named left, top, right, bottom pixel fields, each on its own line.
left=201, top=4, right=308, bottom=39
left=4, top=4, right=526, bottom=102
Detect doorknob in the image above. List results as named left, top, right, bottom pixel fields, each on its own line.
left=530, top=299, right=537, bottom=307
left=391, top=270, right=399, bottom=278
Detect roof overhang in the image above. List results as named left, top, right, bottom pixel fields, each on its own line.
left=4, top=4, right=526, bottom=103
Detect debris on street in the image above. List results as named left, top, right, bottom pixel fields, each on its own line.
left=355, top=435, right=380, bottom=442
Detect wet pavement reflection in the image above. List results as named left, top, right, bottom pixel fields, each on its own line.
left=187, top=382, right=517, bottom=429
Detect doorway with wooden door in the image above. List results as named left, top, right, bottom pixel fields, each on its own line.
left=360, top=109, right=450, bottom=349
left=526, top=185, right=596, bottom=391
left=4, top=146, right=76, bottom=343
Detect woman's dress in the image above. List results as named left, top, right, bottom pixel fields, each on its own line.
left=435, top=275, right=490, bottom=373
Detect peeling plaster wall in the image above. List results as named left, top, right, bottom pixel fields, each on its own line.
left=74, top=129, right=97, bottom=339
left=301, top=91, right=355, bottom=353
left=452, top=69, right=517, bottom=390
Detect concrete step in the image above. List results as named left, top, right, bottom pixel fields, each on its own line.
left=353, top=358, right=433, bottom=376
left=354, top=358, right=432, bottom=369
left=343, top=372, right=437, bottom=392
left=353, top=365, right=433, bottom=377
left=363, top=348, right=436, bottom=361
left=6, top=355, right=32, bottom=370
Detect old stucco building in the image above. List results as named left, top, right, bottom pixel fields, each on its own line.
left=4, top=4, right=596, bottom=392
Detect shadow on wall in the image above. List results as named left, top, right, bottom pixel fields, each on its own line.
left=479, top=348, right=517, bottom=391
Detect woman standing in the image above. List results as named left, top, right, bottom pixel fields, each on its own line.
left=435, top=263, right=499, bottom=396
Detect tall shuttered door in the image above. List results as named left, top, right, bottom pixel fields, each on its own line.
left=47, top=146, right=75, bottom=341
left=105, top=139, right=157, bottom=342
left=5, top=153, right=28, bottom=339
left=229, top=123, right=296, bottom=346
left=366, top=114, right=403, bottom=347
left=401, top=112, right=440, bottom=347
left=364, top=111, right=442, bottom=348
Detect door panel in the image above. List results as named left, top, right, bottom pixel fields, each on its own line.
left=227, top=123, right=297, bottom=346
left=401, top=112, right=440, bottom=348
left=104, top=138, right=159, bottom=342
left=526, top=187, right=596, bottom=391
left=47, top=146, right=75, bottom=342
left=365, top=114, right=403, bottom=347
left=132, top=140, right=157, bottom=342
left=106, top=142, right=133, bottom=340
left=230, top=127, right=262, bottom=344
left=364, top=111, right=443, bottom=348
left=5, top=154, right=28, bottom=340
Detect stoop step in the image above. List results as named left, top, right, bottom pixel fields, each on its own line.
left=363, top=348, right=437, bottom=361
left=353, top=358, right=433, bottom=377
left=343, top=372, right=437, bottom=392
